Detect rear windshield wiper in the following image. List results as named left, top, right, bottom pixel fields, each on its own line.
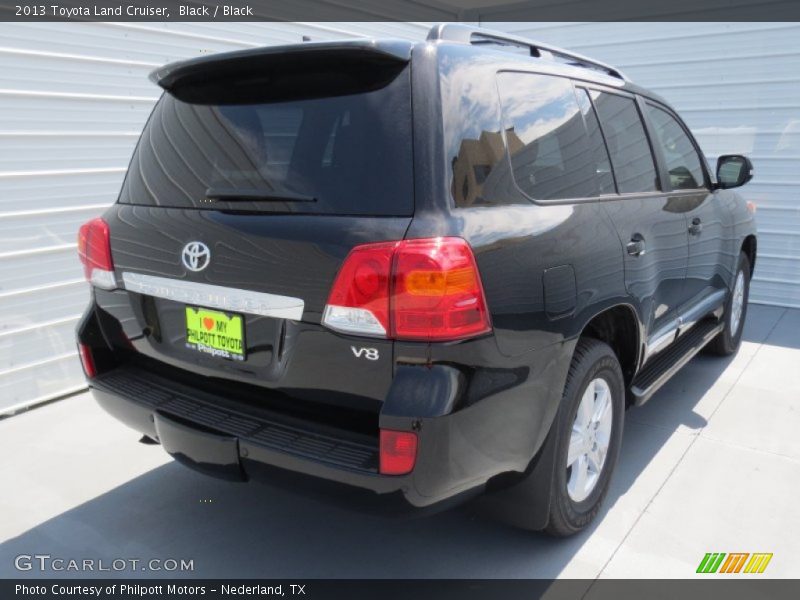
left=205, top=187, right=317, bottom=203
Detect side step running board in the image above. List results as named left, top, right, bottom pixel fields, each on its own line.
left=631, top=319, right=724, bottom=406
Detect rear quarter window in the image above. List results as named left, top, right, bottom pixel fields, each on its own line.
left=440, top=53, right=519, bottom=208
left=496, top=72, right=604, bottom=201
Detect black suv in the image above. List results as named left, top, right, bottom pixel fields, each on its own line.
left=76, top=24, right=756, bottom=535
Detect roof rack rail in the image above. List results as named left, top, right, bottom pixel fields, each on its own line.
left=426, top=23, right=630, bottom=82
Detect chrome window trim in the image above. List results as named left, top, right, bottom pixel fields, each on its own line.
left=121, top=272, right=304, bottom=321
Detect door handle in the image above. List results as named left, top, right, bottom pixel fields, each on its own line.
left=626, top=234, right=646, bottom=257
left=689, top=217, right=703, bottom=235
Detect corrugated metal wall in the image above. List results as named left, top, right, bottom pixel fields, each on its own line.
left=2, top=21, right=799, bottom=414
left=493, top=22, right=800, bottom=310
left=0, top=21, right=430, bottom=414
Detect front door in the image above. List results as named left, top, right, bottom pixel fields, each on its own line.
left=643, top=102, right=729, bottom=330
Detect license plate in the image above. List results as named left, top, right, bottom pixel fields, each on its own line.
left=185, top=306, right=245, bottom=361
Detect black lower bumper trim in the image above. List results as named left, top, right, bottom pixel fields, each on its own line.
left=90, top=373, right=480, bottom=516
left=93, top=366, right=379, bottom=473
left=90, top=366, right=411, bottom=499
left=154, top=411, right=245, bottom=482
left=90, top=363, right=501, bottom=512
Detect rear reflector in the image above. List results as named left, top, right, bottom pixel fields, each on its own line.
left=379, top=429, right=418, bottom=475
left=323, top=237, right=491, bottom=341
left=77, top=217, right=116, bottom=289
left=78, top=343, right=96, bottom=378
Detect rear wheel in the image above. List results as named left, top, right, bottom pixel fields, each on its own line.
left=707, top=251, right=750, bottom=356
left=544, top=338, right=625, bottom=537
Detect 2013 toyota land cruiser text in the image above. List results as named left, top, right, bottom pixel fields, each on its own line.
left=76, top=24, right=756, bottom=535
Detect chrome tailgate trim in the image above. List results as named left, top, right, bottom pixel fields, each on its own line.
left=121, top=272, right=304, bottom=320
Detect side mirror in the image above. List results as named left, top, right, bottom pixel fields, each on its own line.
left=716, top=154, right=753, bottom=189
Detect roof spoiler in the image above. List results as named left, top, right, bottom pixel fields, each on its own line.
left=150, top=40, right=412, bottom=93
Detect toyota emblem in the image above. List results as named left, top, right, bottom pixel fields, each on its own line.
left=181, top=241, right=211, bottom=272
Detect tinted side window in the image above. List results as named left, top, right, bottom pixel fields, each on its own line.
left=591, top=92, right=660, bottom=194
left=441, top=55, right=518, bottom=208
left=646, top=104, right=706, bottom=190
left=496, top=72, right=600, bottom=201
left=575, top=88, right=615, bottom=195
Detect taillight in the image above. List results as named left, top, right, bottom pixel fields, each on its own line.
left=379, top=429, right=417, bottom=475
left=322, top=241, right=397, bottom=336
left=78, top=343, right=96, bottom=378
left=392, top=238, right=490, bottom=341
left=322, top=237, right=491, bottom=342
left=77, top=217, right=116, bottom=289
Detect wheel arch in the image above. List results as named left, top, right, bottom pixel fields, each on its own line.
left=742, top=234, right=757, bottom=278
left=577, top=303, right=642, bottom=392
left=476, top=302, right=642, bottom=530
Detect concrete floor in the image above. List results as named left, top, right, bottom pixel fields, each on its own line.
left=1, top=304, right=798, bottom=579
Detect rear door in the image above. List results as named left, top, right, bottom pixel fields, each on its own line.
left=583, top=88, right=690, bottom=359
left=99, top=46, right=415, bottom=408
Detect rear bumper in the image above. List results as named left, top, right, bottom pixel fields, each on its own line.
left=89, top=366, right=482, bottom=512
left=81, top=295, right=574, bottom=515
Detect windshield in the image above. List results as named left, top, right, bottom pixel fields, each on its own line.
left=118, top=65, right=413, bottom=216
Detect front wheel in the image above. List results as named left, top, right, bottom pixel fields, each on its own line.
left=707, top=251, right=750, bottom=356
left=544, top=338, right=625, bottom=537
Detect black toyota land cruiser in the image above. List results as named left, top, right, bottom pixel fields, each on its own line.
left=76, top=24, right=756, bottom=535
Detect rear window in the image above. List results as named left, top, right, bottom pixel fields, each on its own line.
left=118, top=66, right=413, bottom=216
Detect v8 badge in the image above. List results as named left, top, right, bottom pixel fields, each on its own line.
left=351, top=346, right=379, bottom=361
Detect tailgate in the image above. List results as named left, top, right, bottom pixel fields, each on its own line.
left=95, top=44, right=415, bottom=410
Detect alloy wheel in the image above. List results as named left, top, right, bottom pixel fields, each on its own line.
left=567, top=377, right=614, bottom=502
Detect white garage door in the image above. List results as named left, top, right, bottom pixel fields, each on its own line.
left=0, top=21, right=429, bottom=414
left=494, top=22, right=800, bottom=310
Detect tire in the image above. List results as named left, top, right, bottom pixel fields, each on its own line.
left=707, top=251, right=750, bottom=356
left=544, top=338, right=625, bottom=537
